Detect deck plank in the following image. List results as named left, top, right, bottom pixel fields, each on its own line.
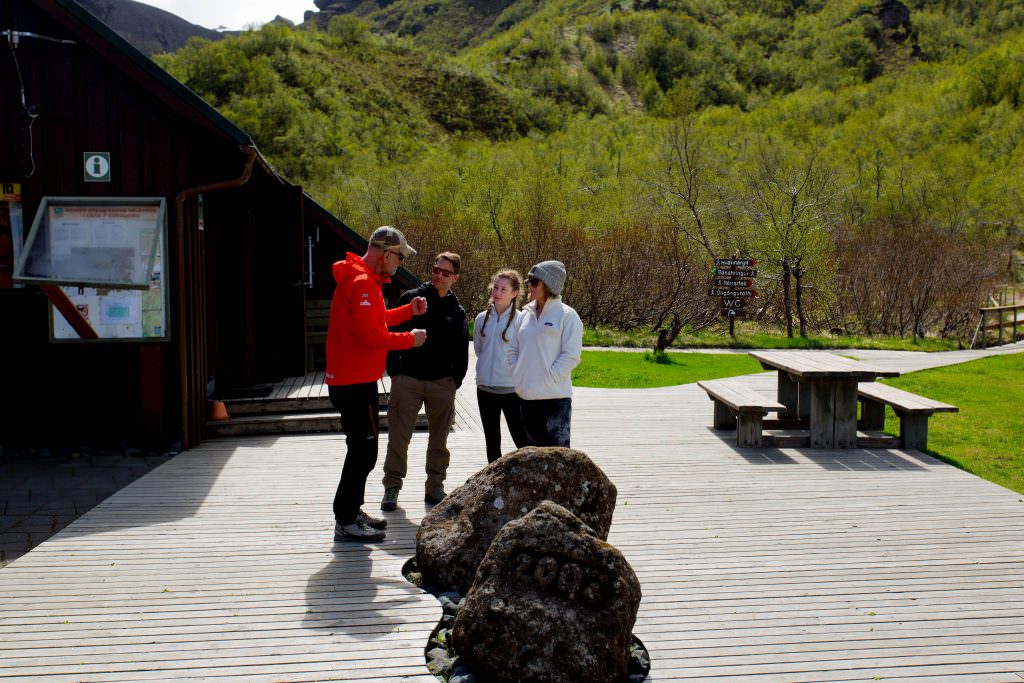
left=2, top=348, right=1023, bottom=681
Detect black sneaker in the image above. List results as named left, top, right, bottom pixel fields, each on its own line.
left=424, top=489, right=446, bottom=506
left=357, top=510, right=387, bottom=530
left=334, top=520, right=385, bottom=542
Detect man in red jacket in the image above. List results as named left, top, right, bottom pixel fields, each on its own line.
left=326, top=226, right=427, bottom=542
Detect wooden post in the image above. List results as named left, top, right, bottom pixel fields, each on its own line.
left=980, top=310, right=987, bottom=349
left=40, top=285, right=98, bottom=339
left=713, top=401, right=735, bottom=430
left=834, top=379, right=858, bottom=448
left=809, top=379, right=835, bottom=448
left=139, top=345, right=164, bottom=440
left=860, top=398, right=886, bottom=430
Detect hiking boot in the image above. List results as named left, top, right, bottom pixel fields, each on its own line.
left=357, top=510, right=387, bottom=530
left=380, top=487, right=400, bottom=512
left=424, top=489, right=446, bottom=506
left=334, top=520, right=385, bottom=543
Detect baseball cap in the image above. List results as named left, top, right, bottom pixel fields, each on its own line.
left=369, top=226, right=416, bottom=258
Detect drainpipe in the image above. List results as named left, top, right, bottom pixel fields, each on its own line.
left=175, top=144, right=257, bottom=449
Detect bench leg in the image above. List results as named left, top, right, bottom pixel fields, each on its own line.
left=897, top=411, right=930, bottom=450
left=713, top=400, right=736, bottom=430
left=736, top=411, right=764, bottom=448
left=860, top=398, right=886, bottom=430
left=777, top=372, right=807, bottom=419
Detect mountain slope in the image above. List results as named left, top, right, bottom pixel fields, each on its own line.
left=76, top=0, right=225, bottom=53
left=311, top=0, right=520, bottom=51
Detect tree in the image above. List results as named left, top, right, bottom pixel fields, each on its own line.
left=744, top=140, right=838, bottom=337
left=638, top=113, right=737, bottom=348
left=643, top=115, right=722, bottom=261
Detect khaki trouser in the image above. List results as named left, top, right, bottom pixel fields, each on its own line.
left=382, top=374, right=456, bottom=495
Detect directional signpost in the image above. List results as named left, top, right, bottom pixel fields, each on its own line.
left=710, top=257, right=757, bottom=336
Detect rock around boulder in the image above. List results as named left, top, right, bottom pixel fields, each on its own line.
left=416, top=446, right=617, bottom=594
left=452, top=501, right=641, bottom=683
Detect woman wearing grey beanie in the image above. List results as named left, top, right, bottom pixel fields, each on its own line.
left=506, top=260, right=584, bottom=447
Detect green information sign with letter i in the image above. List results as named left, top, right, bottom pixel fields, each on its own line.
left=83, top=152, right=111, bottom=182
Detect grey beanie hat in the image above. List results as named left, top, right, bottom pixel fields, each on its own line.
left=529, top=260, right=567, bottom=296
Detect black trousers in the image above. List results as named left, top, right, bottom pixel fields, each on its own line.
left=521, top=397, right=572, bottom=448
left=329, top=382, right=379, bottom=524
left=477, top=389, right=528, bottom=463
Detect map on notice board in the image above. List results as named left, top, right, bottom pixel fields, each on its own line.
left=51, top=231, right=167, bottom=340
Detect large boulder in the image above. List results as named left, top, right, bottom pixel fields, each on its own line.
left=451, top=501, right=641, bottom=683
left=416, top=446, right=617, bottom=594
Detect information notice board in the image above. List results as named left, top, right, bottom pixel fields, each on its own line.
left=50, top=230, right=167, bottom=341
left=13, top=197, right=169, bottom=342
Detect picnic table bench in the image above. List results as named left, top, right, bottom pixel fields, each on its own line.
left=697, top=379, right=786, bottom=447
left=857, top=382, right=959, bottom=450
left=749, top=350, right=901, bottom=448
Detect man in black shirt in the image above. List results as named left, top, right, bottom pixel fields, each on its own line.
left=380, top=251, right=469, bottom=511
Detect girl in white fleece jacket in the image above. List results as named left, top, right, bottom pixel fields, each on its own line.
left=507, top=260, right=583, bottom=447
left=474, top=269, right=529, bottom=463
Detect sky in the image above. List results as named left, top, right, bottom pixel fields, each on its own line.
left=135, top=0, right=319, bottom=31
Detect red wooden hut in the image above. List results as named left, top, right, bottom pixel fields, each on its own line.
left=0, top=0, right=414, bottom=449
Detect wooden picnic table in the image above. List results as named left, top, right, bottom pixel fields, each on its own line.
left=749, top=350, right=901, bottom=448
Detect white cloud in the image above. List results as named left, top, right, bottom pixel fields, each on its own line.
left=135, top=0, right=319, bottom=31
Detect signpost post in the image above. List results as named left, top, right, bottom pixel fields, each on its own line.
left=710, top=258, right=757, bottom=337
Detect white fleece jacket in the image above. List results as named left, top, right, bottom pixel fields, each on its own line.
left=473, top=304, right=522, bottom=389
left=507, top=298, right=584, bottom=400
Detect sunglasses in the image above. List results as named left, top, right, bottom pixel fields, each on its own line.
left=386, top=249, right=405, bottom=262
left=432, top=266, right=455, bottom=277
left=527, top=276, right=541, bottom=286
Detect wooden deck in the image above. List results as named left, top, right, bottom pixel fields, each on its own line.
left=2, top=348, right=1024, bottom=682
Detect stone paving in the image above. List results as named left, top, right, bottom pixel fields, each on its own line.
left=0, top=445, right=178, bottom=566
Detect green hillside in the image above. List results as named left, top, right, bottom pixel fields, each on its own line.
left=338, top=0, right=519, bottom=51
left=156, top=1, right=1024, bottom=346
left=325, top=0, right=1024, bottom=119
left=157, top=20, right=522, bottom=175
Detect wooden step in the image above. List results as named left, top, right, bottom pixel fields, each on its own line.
left=224, top=396, right=389, bottom=416
left=205, top=411, right=428, bottom=438
left=224, top=396, right=333, bottom=415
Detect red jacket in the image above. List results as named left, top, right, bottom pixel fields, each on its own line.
left=325, top=253, right=415, bottom=386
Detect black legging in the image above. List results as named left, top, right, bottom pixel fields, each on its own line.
left=477, top=388, right=528, bottom=463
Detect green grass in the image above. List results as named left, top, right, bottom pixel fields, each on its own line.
left=882, top=354, right=1024, bottom=495
left=571, top=350, right=763, bottom=388
left=572, top=348, right=1024, bottom=496
left=582, top=325, right=961, bottom=352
